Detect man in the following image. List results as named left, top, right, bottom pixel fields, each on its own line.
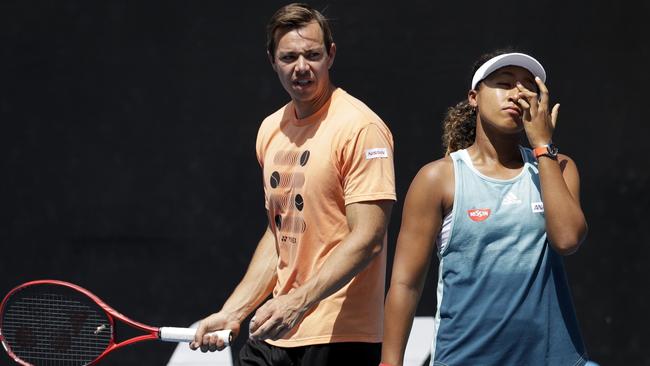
left=190, top=3, right=396, bottom=365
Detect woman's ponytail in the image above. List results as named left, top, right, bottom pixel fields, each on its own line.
left=442, top=100, right=476, bottom=155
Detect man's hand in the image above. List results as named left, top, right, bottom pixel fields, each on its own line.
left=190, top=312, right=241, bottom=352
left=248, top=292, right=309, bottom=341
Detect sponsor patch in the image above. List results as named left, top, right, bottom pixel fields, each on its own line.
left=365, top=148, right=388, bottom=160
left=502, top=192, right=522, bottom=205
left=531, top=202, right=544, bottom=213
left=468, top=208, right=491, bottom=222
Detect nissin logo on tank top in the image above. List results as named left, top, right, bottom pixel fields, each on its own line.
left=467, top=208, right=491, bottom=222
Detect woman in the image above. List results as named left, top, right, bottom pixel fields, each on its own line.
left=381, top=51, right=588, bottom=365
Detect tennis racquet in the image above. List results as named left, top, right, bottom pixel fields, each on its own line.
left=0, top=279, right=231, bottom=366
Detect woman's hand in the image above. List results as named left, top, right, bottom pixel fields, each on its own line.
left=515, top=77, right=560, bottom=148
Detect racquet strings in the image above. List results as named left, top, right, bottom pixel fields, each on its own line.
left=1, top=284, right=112, bottom=366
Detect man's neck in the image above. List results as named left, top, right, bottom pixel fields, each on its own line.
left=293, top=84, right=336, bottom=119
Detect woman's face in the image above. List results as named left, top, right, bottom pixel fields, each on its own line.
left=469, top=65, right=537, bottom=134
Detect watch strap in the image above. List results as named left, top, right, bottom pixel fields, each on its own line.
left=533, top=144, right=558, bottom=159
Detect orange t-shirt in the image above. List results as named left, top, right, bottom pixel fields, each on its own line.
left=255, top=88, right=396, bottom=347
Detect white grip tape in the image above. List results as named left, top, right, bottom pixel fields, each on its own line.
left=159, top=327, right=232, bottom=346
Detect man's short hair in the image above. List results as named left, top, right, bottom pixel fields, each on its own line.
left=266, top=3, right=334, bottom=58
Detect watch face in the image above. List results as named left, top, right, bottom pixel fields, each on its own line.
left=548, top=144, right=559, bottom=156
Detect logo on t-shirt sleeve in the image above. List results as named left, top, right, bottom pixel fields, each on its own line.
left=365, top=148, right=388, bottom=160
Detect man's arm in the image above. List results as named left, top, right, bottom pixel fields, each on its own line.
left=249, top=199, right=393, bottom=341
left=191, top=224, right=277, bottom=352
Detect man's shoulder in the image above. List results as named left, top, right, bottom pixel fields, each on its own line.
left=259, top=102, right=292, bottom=129
left=330, top=88, right=389, bottom=133
left=333, top=89, right=381, bottom=120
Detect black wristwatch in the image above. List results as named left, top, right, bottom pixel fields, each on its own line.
left=533, top=143, right=559, bottom=160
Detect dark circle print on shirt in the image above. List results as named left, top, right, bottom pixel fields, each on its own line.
left=295, top=194, right=304, bottom=211
left=275, top=214, right=282, bottom=230
left=300, top=150, right=310, bottom=166
left=270, top=171, right=280, bottom=188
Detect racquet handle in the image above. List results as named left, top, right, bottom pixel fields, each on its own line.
left=159, top=327, right=232, bottom=346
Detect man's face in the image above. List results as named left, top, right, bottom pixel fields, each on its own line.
left=270, top=21, right=335, bottom=107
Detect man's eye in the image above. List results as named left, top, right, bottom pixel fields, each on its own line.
left=280, top=55, right=296, bottom=62
left=307, top=52, right=321, bottom=59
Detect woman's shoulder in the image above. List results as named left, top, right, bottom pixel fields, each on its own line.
left=404, top=155, right=455, bottom=213
left=408, top=155, right=455, bottom=194
left=417, top=155, right=454, bottom=181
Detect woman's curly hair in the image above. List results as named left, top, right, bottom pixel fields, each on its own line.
left=442, top=100, right=476, bottom=155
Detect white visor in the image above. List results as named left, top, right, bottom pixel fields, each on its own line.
left=471, top=52, right=546, bottom=89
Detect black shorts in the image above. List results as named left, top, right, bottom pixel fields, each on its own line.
left=238, top=339, right=381, bottom=366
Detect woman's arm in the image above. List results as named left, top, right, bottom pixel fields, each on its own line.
left=381, top=159, right=452, bottom=366
left=537, top=153, right=587, bottom=254
left=516, top=78, right=588, bottom=255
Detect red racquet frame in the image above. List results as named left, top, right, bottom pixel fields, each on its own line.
left=1, top=279, right=229, bottom=366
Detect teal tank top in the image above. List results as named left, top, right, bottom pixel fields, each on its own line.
left=431, top=147, right=587, bottom=366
